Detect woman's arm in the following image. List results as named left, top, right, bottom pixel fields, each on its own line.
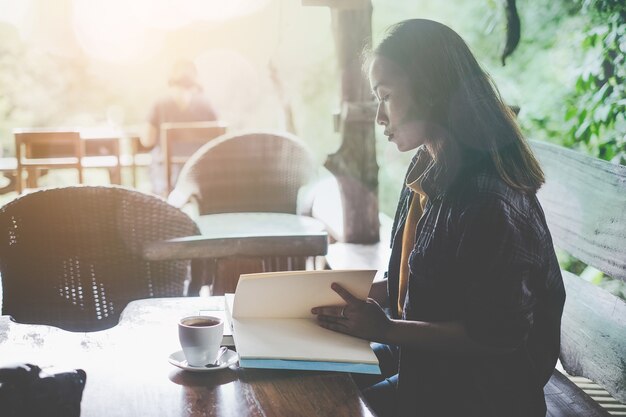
left=384, top=318, right=513, bottom=355
left=312, top=283, right=513, bottom=356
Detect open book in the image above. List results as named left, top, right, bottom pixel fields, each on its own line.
left=225, top=270, right=380, bottom=374
left=198, top=309, right=234, bottom=347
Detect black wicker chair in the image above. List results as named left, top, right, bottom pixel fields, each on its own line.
left=0, top=186, right=200, bottom=331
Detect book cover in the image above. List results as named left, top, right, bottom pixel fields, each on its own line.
left=225, top=270, right=380, bottom=374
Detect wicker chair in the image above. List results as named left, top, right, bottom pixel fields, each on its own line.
left=170, top=131, right=316, bottom=215
left=168, top=131, right=318, bottom=294
left=0, top=186, right=200, bottom=331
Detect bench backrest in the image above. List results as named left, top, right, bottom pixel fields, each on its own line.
left=531, top=140, right=626, bottom=404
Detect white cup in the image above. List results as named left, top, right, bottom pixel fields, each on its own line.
left=178, top=315, right=224, bottom=367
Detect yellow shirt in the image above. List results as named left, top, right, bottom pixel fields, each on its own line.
left=397, top=155, right=432, bottom=316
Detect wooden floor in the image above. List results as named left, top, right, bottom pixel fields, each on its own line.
left=545, top=371, right=625, bottom=416
left=569, top=376, right=626, bottom=416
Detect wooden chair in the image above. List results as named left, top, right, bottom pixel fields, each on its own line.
left=14, top=128, right=124, bottom=193
left=160, top=121, right=227, bottom=195
left=79, top=128, right=122, bottom=185
left=169, top=131, right=318, bottom=294
left=14, top=129, right=83, bottom=194
left=0, top=186, right=201, bottom=332
left=127, top=135, right=152, bottom=188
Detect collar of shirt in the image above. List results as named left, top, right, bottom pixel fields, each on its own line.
left=406, top=148, right=433, bottom=197
left=406, top=146, right=444, bottom=201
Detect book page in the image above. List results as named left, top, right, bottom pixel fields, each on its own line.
left=232, top=270, right=376, bottom=318
left=233, top=317, right=378, bottom=364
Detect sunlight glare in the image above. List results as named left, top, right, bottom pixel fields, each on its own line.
left=128, top=0, right=195, bottom=30
left=71, top=0, right=271, bottom=62
left=72, top=0, right=163, bottom=63
left=189, top=0, right=271, bottom=22
left=0, top=0, right=30, bottom=28
left=195, top=49, right=267, bottom=128
left=129, top=0, right=271, bottom=29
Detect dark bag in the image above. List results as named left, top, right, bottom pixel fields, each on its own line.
left=0, top=363, right=87, bottom=417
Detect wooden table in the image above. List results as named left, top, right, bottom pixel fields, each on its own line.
left=143, top=213, right=329, bottom=261
left=0, top=297, right=373, bottom=417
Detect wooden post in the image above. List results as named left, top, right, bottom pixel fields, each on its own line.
left=304, top=0, right=380, bottom=243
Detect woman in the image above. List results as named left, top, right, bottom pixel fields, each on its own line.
left=312, top=19, right=565, bottom=417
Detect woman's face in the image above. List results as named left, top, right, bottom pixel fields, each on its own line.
left=368, top=56, right=430, bottom=152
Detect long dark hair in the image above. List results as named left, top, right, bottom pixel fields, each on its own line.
left=372, top=19, right=544, bottom=193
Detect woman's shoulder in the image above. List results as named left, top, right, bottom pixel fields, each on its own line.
left=452, top=169, right=535, bottom=218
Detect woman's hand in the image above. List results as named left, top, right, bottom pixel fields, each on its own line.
left=311, top=283, right=392, bottom=342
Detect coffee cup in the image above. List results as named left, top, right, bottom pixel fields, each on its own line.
left=178, top=316, right=224, bottom=367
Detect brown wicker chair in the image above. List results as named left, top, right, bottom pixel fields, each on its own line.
left=168, top=131, right=318, bottom=294
left=0, top=186, right=200, bottom=331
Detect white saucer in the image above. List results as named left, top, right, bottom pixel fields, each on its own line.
left=168, top=349, right=239, bottom=372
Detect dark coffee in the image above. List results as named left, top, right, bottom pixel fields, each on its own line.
left=182, top=318, right=220, bottom=327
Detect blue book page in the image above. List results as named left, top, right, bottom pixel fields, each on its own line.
left=239, top=358, right=381, bottom=375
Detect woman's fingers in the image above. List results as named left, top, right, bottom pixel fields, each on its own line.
left=311, top=305, right=346, bottom=318
left=311, top=283, right=387, bottom=338
left=331, top=283, right=359, bottom=303
left=311, top=284, right=361, bottom=317
left=317, top=314, right=349, bottom=332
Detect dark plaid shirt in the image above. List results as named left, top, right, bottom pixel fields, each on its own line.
left=386, top=148, right=566, bottom=417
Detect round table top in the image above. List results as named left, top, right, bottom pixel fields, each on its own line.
left=195, top=212, right=326, bottom=238
left=142, top=212, right=328, bottom=261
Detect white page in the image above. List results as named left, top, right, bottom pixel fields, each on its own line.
left=233, top=317, right=378, bottom=364
left=232, top=270, right=376, bottom=318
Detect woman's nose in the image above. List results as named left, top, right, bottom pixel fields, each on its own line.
left=376, top=102, right=388, bottom=126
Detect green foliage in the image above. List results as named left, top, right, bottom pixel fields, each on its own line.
left=557, top=250, right=626, bottom=300
left=557, top=0, right=626, bottom=299
left=563, top=0, right=626, bottom=164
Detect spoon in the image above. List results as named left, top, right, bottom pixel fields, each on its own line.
left=204, top=346, right=229, bottom=368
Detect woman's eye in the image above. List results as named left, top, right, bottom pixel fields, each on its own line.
left=381, top=94, right=390, bottom=102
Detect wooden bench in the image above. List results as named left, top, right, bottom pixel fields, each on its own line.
left=532, top=140, right=625, bottom=416
left=323, top=140, right=626, bottom=416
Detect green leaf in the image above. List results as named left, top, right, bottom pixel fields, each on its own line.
left=580, top=266, right=605, bottom=284
left=592, top=83, right=610, bottom=105
left=565, top=106, right=578, bottom=120
left=575, top=121, right=591, bottom=139
left=594, top=104, right=612, bottom=122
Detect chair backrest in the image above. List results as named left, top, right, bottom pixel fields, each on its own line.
left=0, top=186, right=200, bottom=332
left=161, top=121, right=227, bottom=194
left=14, top=129, right=83, bottom=193
left=14, top=129, right=82, bottom=159
left=171, top=131, right=317, bottom=215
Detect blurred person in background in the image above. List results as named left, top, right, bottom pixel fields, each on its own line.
left=141, top=59, right=217, bottom=196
